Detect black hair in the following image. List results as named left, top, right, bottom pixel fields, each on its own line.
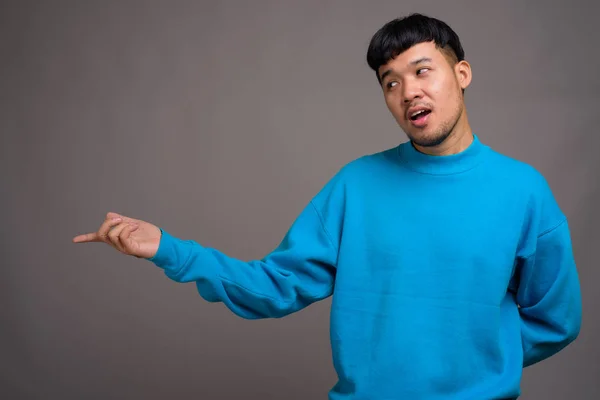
left=366, top=13, right=465, bottom=86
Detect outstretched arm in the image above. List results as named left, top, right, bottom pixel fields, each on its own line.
left=73, top=167, right=346, bottom=319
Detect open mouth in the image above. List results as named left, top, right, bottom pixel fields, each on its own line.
left=410, top=109, right=431, bottom=122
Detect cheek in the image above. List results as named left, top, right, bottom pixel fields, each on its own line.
left=428, top=79, right=447, bottom=99
left=430, top=79, right=459, bottom=112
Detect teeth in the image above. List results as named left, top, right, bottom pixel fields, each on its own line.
left=411, top=110, right=426, bottom=118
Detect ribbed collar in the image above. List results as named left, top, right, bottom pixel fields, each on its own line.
left=397, top=133, right=488, bottom=175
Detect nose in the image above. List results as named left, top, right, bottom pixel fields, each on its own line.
left=402, top=79, right=422, bottom=103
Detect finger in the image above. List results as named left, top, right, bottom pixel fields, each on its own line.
left=97, top=216, right=125, bottom=242
left=107, top=222, right=134, bottom=252
left=72, top=214, right=136, bottom=244
left=72, top=232, right=101, bottom=243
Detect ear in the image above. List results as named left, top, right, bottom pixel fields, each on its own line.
left=455, top=60, right=472, bottom=90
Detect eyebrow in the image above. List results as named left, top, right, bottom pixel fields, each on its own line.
left=379, top=57, right=433, bottom=82
left=410, top=57, right=433, bottom=66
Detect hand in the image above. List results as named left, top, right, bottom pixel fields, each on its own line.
left=72, top=212, right=162, bottom=259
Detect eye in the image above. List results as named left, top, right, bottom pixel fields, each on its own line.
left=417, top=68, right=430, bottom=75
left=386, top=81, right=398, bottom=89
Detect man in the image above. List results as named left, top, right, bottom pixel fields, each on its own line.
left=73, top=13, right=582, bottom=399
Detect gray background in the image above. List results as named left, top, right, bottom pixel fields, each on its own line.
left=2, top=0, right=598, bottom=399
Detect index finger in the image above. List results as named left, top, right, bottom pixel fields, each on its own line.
left=72, top=232, right=101, bottom=243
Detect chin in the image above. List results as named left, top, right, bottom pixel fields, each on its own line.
left=406, top=129, right=450, bottom=148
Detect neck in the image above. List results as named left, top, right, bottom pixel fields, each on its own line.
left=412, top=112, right=473, bottom=156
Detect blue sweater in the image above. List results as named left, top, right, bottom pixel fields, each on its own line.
left=147, top=134, right=581, bottom=399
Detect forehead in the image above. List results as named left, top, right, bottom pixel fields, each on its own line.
left=378, top=41, right=447, bottom=75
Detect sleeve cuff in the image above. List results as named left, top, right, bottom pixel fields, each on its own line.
left=146, top=228, right=192, bottom=276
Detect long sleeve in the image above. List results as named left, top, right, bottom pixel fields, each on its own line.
left=146, top=200, right=338, bottom=319
left=515, top=177, right=582, bottom=367
left=145, top=170, right=347, bottom=320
